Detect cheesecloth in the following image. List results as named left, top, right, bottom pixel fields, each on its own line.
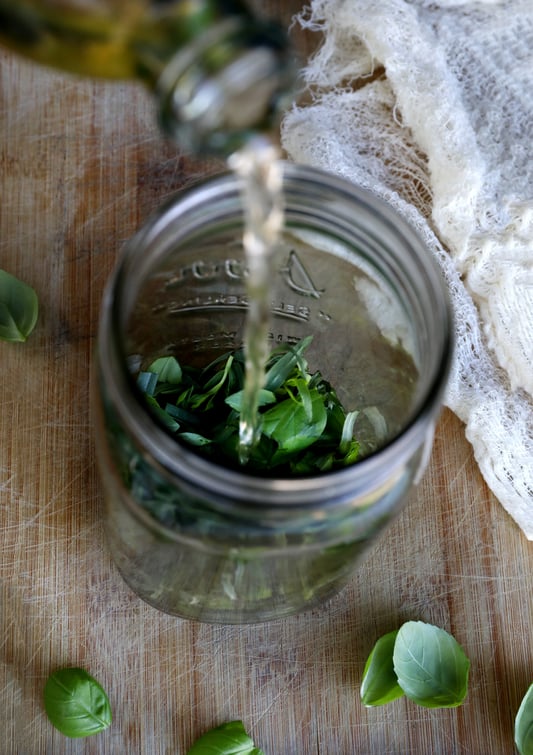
left=281, top=0, right=533, bottom=536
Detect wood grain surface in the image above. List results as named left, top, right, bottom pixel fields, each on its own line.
left=2, top=3, right=533, bottom=753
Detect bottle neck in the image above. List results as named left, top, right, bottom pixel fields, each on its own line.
left=155, top=16, right=295, bottom=156
left=0, top=1, right=295, bottom=155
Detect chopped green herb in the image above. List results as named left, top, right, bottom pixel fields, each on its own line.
left=136, top=338, right=362, bottom=475
left=0, top=269, right=38, bottom=342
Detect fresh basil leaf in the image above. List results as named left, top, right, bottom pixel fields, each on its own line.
left=191, top=355, right=234, bottom=409
left=342, top=440, right=360, bottom=465
left=43, top=667, right=112, bottom=738
left=134, top=337, right=363, bottom=476
left=225, top=389, right=276, bottom=412
left=0, top=269, right=38, bottom=342
left=515, top=683, right=533, bottom=755
left=187, top=720, right=263, bottom=755
left=263, top=335, right=312, bottom=391
left=164, top=403, right=201, bottom=426
left=262, top=389, right=327, bottom=452
left=393, top=621, right=470, bottom=708
left=144, top=395, right=181, bottom=432
left=179, top=431, right=212, bottom=446
left=360, top=630, right=404, bottom=707
left=147, top=356, right=182, bottom=383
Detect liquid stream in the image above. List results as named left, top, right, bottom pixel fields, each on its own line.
left=228, top=140, right=284, bottom=464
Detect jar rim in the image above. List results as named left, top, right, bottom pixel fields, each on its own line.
left=98, top=162, right=453, bottom=508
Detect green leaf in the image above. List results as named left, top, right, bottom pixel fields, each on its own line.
left=164, top=403, right=201, bottom=427
left=263, top=336, right=312, bottom=391
left=288, top=377, right=313, bottom=420
left=179, top=431, right=212, bottom=446
left=225, top=389, right=276, bottom=412
left=340, top=439, right=360, bottom=466
left=144, top=395, right=180, bottom=432
left=134, top=337, right=363, bottom=476
left=0, top=269, right=38, bottom=342
left=393, top=621, right=470, bottom=708
left=261, top=389, right=327, bottom=453
left=43, top=667, right=112, bottom=738
left=515, top=683, right=533, bottom=755
left=137, top=371, right=158, bottom=396
left=190, top=355, right=234, bottom=409
left=360, top=630, right=404, bottom=706
left=147, top=356, right=182, bottom=383
left=187, top=720, right=263, bottom=755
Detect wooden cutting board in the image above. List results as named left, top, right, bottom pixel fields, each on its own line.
left=1, top=5, right=533, bottom=753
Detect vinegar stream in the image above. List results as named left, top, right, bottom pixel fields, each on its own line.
left=228, top=140, right=284, bottom=463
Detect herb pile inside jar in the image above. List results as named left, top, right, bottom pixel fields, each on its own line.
left=136, top=336, right=367, bottom=475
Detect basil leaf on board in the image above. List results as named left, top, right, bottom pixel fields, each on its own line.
left=187, top=720, right=263, bottom=755
left=0, top=269, right=38, bottom=342
left=360, top=630, right=404, bottom=707
left=393, top=621, right=470, bottom=708
left=515, top=683, right=533, bottom=755
left=43, top=667, right=112, bottom=738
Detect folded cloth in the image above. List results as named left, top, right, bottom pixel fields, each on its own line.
left=282, top=0, right=533, bottom=537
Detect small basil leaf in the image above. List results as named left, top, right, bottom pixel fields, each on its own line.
left=0, top=269, right=38, bottom=342
left=263, top=335, right=312, bottom=391
left=225, top=389, right=276, bottom=412
left=43, top=667, right=112, bottom=738
left=143, top=395, right=181, bottom=432
left=164, top=403, right=201, bottom=426
left=147, top=356, right=182, bottom=383
left=262, top=390, right=327, bottom=452
left=187, top=720, right=263, bottom=755
left=515, top=683, right=533, bottom=755
left=179, top=431, right=212, bottom=446
left=393, top=621, right=470, bottom=708
left=360, top=630, right=404, bottom=706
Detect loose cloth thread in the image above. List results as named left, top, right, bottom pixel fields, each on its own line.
left=281, top=0, right=533, bottom=537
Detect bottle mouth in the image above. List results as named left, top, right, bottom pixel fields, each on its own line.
left=156, top=17, right=296, bottom=155
left=100, top=163, right=453, bottom=510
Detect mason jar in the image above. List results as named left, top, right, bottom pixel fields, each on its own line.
left=92, top=163, right=452, bottom=624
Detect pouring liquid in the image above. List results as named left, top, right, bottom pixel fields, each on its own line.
left=228, top=140, right=284, bottom=463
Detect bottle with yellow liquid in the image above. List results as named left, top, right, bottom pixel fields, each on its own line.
left=0, top=0, right=294, bottom=153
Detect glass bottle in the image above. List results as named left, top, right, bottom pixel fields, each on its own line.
left=0, top=0, right=294, bottom=154
left=92, top=162, right=452, bottom=623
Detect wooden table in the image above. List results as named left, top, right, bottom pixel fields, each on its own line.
left=1, top=5, right=533, bottom=753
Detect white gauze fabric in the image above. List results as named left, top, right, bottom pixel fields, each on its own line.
left=281, top=0, right=533, bottom=536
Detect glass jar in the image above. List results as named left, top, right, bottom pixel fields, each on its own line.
left=93, top=163, right=452, bottom=623
left=0, top=0, right=293, bottom=154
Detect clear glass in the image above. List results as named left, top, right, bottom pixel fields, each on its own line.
left=93, top=163, right=452, bottom=623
